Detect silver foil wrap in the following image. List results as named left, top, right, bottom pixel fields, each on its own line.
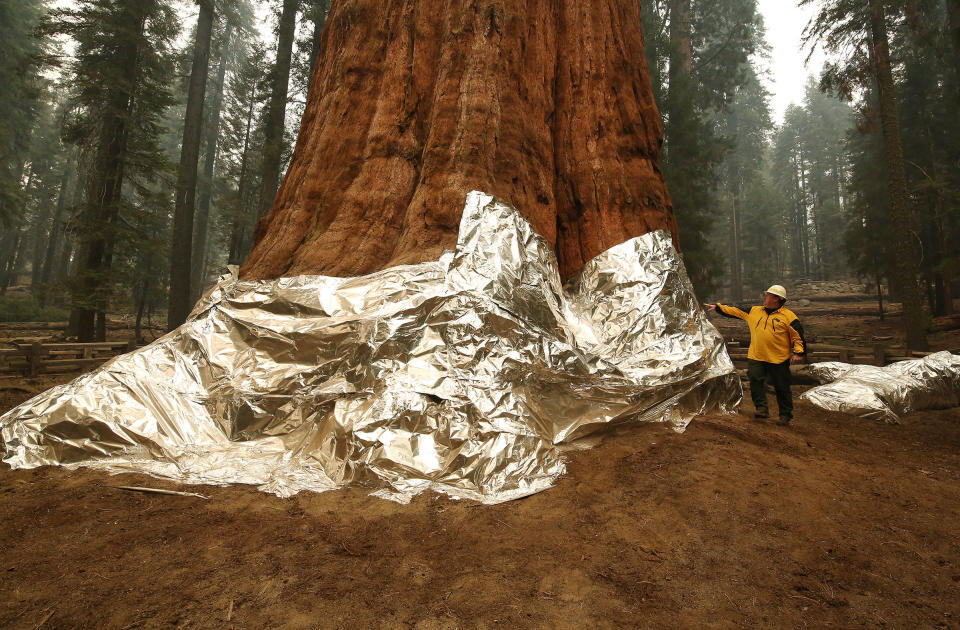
left=800, top=351, right=960, bottom=423
left=2, top=192, right=740, bottom=503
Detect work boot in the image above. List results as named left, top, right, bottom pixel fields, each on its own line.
left=754, top=410, right=769, bottom=419
left=776, top=416, right=792, bottom=426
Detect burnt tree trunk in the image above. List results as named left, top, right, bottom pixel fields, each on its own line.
left=242, top=0, right=677, bottom=282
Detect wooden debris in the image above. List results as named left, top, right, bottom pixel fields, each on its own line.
left=33, top=609, right=54, bottom=629
left=112, top=485, right=210, bottom=500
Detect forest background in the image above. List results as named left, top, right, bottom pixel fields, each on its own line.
left=1, top=0, right=958, bottom=345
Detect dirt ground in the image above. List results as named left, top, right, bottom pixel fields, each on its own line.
left=2, top=301, right=960, bottom=629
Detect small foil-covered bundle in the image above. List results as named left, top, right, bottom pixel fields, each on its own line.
left=800, top=351, right=960, bottom=423
left=2, top=192, right=739, bottom=503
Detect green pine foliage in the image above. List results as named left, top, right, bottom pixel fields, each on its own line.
left=643, top=0, right=767, bottom=297
left=0, top=0, right=956, bottom=328
left=0, top=295, right=69, bottom=323
left=768, top=83, right=854, bottom=284
left=50, top=0, right=179, bottom=339
left=809, top=0, right=959, bottom=316
left=0, top=0, right=47, bottom=229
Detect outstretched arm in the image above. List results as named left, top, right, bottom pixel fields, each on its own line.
left=705, top=303, right=750, bottom=320
left=789, top=319, right=807, bottom=363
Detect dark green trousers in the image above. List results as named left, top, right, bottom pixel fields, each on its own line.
left=747, top=358, right=793, bottom=419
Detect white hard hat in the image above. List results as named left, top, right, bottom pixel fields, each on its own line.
left=765, top=284, right=787, bottom=300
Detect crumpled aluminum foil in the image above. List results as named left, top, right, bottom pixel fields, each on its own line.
left=1, top=191, right=740, bottom=503
left=800, top=351, right=960, bottom=423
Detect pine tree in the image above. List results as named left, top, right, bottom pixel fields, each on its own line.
left=0, top=0, right=47, bottom=229
left=221, top=43, right=268, bottom=265
left=191, top=20, right=233, bottom=303
left=949, top=0, right=960, bottom=96
left=643, top=0, right=766, bottom=295
left=804, top=0, right=929, bottom=349
left=895, top=0, right=958, bottom=316
left=169, top=0, right=215, bottom=330
left=845, top=110, right=893, bottom=319
left=715, top=65, right=774, bottom=300
left=799, top=81, right=853, bottom=279
left=255, top=0, right=299, bottom=222
left=52, top=0, right=178, bottom=341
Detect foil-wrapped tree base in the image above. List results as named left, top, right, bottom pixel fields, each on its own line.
left=2, top=192, right=739, bottom=503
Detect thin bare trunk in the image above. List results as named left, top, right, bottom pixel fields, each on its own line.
left=38, top=160, right=72, bottom=306
left=255, top=0, right=298, bottom=221
left=949, top=0, right=960, bottom=100
left=731, top=189, right=743, bottom=301
left=305, top=0, right=331, bottom=98
left=192, top=24, right=232, bottom=302
left=227, top=85, right=257, bottom=265
left=876, top=272, right=885, bottom=321
left=168, top=0, right=215, bottom=330
left=868, top=0, right=928, bottom=349
left=0, top=232, right=21, bottom=295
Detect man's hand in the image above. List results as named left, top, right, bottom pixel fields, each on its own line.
left=791, top=353, right=804, bottom=365
left=704, top=303, right=717, bottom=312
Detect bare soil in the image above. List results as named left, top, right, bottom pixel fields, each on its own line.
left=1, top=302, right=959, bottom=629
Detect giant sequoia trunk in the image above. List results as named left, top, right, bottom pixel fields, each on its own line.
left=242, top=0, right=677, bottom=282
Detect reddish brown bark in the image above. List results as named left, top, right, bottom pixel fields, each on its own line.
left=242, top=0, right=677, bottom=282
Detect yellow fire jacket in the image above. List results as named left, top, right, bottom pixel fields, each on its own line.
left=716, top=303, right=806, bottom=364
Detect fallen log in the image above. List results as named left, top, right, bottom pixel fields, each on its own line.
left=930, top=314, right=960, bottom=333
left=0, top=321, right=68, bottom=330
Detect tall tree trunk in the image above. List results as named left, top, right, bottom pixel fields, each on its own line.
left=243, top=0, right=677, bottom=282
left=168, top=0, right=215, bottom=330
left=56, top=164, right=86, bottom=289
left=72, top=6, right=150, bottom=342
left=227, top=88, right=257, bottom=265
left=37, top=160, right=72, bottom=306
left=730, top=187, right=743, bottom=302
left=868, top=0, right=928, bottom=350
left=876, top=271, right=885, bottom=321
left=191, top=24, right=231, bottom=302
left=797, top=147, right=811, bottom=276
left=813, top=191, right=824, bottom=279
left=56, top=241, right=74, bottom=286
left=71, top=92, right=128, bottom=341
left=791, top=149, right=805, bottom=274
left=664, top=0, right=692, bottom=172
left=29, top=177, right=57, bottom=292
left=255, top=0, right=298, bottom=221
left=668, top=0, right=693, bottom=76
left=0, top=231, right=21, bottom=295
left=949, top=0, right=960, bottom=99
left=305, top=0, right=332, bottom=97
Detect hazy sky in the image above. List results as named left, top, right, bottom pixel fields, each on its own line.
left=756, top=0, right=826, bottom=122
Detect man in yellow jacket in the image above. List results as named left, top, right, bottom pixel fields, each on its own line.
left=704, top=285, right=806, bottom=426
